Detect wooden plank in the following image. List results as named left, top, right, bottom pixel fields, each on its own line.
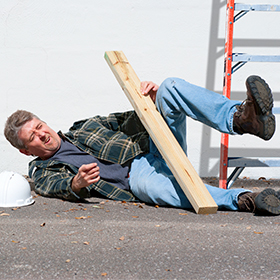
left=104, top=51, right=218, bottom=214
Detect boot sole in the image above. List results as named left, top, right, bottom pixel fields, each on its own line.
left=246, top=75, right=273, bottom=114
left=255, top=188, right=280, bottom=215
left=259, top=114, right=276, bottom=140
left=246, top=75, right=275, bottom=140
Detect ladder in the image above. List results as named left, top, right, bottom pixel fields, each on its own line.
left=219, top=0, right=280, bottom=189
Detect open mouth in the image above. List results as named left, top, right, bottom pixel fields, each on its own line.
left=45, top=136, right=51, bottom=145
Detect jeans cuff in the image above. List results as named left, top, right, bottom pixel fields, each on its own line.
left=229, top=107, right=239, bottom=134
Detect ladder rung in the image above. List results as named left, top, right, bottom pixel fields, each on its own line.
left=235, top=4, right=280, bottom=12
left=228, top=157, right=280, bottom=168
left=232, top=53, right=280, bottom=62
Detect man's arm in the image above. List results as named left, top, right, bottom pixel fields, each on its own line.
left=29, top=161, right=137, bottom=202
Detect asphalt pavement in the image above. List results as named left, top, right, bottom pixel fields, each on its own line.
left=1, top=178, right=280, bottom=280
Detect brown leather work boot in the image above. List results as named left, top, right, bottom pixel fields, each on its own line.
left=233, top=75, right=275, bottom=140
left=238, top=192, right=259, bottom=213
left=238, top=188, right=280, bottom=215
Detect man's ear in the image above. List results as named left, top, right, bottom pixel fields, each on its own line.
left=19, top=149, right=32, bottom=156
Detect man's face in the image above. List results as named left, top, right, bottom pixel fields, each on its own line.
left=18, top=118, right=61, bottom=160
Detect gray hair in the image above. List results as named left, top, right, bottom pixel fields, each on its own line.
left=4, top=110, right=40, bottom=150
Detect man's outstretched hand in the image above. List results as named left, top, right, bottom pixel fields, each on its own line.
left=71, top=163, right=100, bottom=194
left=141, top=81, right=159, bottom=103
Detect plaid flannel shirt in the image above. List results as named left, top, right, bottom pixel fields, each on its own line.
left=28, top=111, right=149, bottom=202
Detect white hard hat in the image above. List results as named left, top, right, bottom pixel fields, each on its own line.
left=0, top=171, right=34, bottom=207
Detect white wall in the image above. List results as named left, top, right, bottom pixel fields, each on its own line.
left=1, top=0, right=280, bottom=179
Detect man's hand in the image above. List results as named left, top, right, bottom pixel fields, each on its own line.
left=141, top=81, right=159, bottom=103
left=71, top=163, right=100, bottom=194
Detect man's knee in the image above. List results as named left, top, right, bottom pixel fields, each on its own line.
left=157, top=78, right=176, bottom=103
left=159, top=78, right=175, bottom=92
left=157, top=77, right=187, bottom=99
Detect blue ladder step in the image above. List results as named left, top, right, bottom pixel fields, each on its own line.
left=232, top=54, right=280, bottom=62
left=228, top=157, right=280, bottom=168
left=227, top=157, right=280, bottom=188
left=235, top=4, right=280, bottom=12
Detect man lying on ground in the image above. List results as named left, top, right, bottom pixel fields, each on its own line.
left=4, top=75, right=280, bottom=215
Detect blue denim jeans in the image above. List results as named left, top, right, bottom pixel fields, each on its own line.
left=129, top=78, right=250, bottom=211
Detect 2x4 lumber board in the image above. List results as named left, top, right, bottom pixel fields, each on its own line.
left=104, top=51, right=218, bottom=214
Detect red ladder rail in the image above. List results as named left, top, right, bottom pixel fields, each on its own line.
left=219, top=0, right=235, bottom=189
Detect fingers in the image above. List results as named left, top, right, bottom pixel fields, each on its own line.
left=141, top=81, right=159, bottom=95
left=80, top=163, right=100, bottom=182
left=86, top=174, right=100, bottom=185
left=80, top=162, right=99, bottom=174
